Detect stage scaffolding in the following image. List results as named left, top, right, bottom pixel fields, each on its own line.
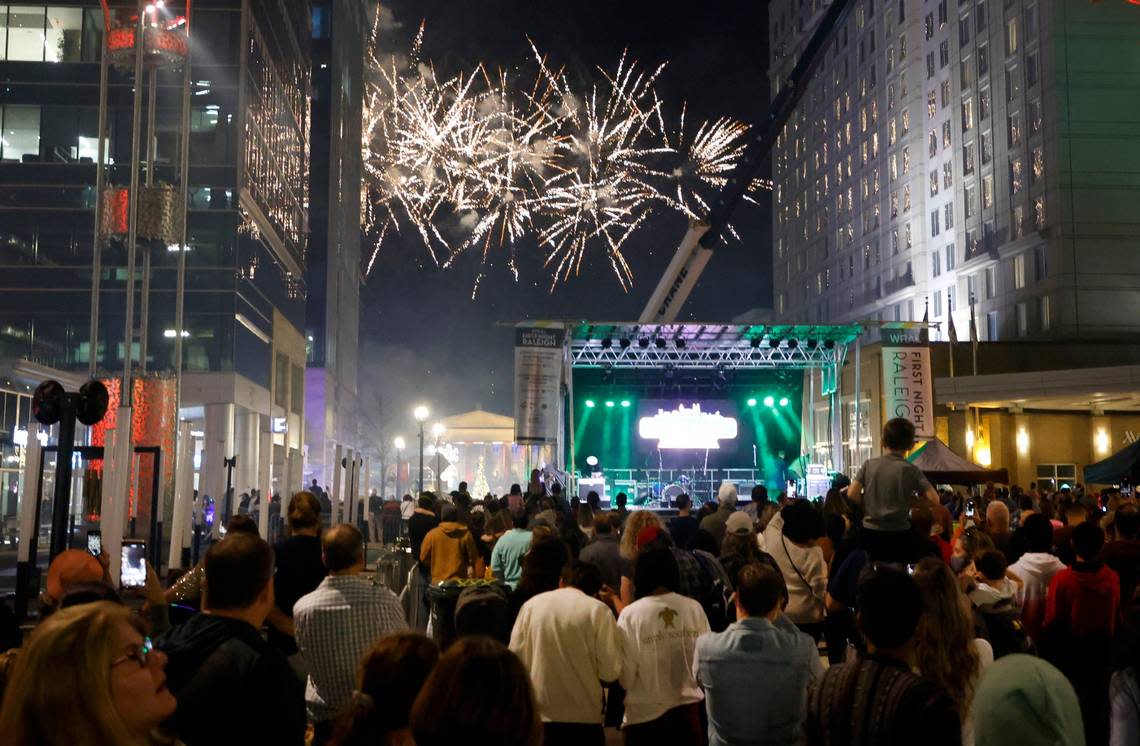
left=561, top=322, right=867, bottom=497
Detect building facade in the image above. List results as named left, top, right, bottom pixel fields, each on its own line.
left=0, top=1, right=312, bottom=520
left=769, top=0, right=1140, bottom=341
left=304, top=0, right=366, bottom=491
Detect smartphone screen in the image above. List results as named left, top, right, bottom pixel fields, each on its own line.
left=87, top=530, right=102, bottom=557
left=120, top=541, right=147, bottom=589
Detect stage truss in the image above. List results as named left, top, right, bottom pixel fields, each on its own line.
left=568, top=323, right=864, bottom=370
left=548, top=321, right=868, bottom=495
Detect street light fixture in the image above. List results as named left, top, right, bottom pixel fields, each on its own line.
left=432, top=422, right=445, bottom=494
left=393, top=436, right=405, bottom=499
left=414, top=405, right=429, bottom=494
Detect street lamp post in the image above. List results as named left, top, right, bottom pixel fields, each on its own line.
left=414, top=405, right=429, bottom=494
left=393, top=436, right=405, bottom=500
left=432, top=422, right=445, bottom=495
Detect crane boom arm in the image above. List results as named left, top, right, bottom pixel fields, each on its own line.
left=639, top=0, right=857, bottom=324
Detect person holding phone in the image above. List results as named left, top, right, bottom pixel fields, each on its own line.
left=846, top=418, right=940, bottom=564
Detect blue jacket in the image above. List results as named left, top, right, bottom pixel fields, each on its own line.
left=693, top=614, right=823, bottom=746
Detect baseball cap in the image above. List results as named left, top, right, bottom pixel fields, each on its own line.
left=46, top=549, right=104, bottom=601
left=725, top=511, right=754, bottom=536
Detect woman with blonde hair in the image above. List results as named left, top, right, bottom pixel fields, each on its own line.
left=619, top=510, right=665, bottom=605
left=0, top=601, right=177, bottom=745
left=912, top=557, right=992, bottom=745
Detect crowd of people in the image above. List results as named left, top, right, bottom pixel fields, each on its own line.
left=1, top=418, right=1139, bottom=745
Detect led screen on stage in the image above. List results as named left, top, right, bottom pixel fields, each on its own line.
left=638, top=400, right=738, bottom=451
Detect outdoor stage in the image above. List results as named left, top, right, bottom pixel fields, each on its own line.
left=553, top=322, right=866, bottom=506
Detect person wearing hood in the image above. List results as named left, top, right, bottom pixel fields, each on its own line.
left=1043, top=521, right=1121, bottom=746
left=420, top=503, right=484, bottom=583
left=158, top=533, right=305, bottom=746
left=972, top=655, right=1085, bottom=746
left=1007, top=513, right=1067, bottom=642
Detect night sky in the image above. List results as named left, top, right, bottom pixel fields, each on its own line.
left=360, top=0, right=771, bottom=427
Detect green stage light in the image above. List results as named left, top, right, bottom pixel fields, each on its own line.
left=585, top=400, right=596, bottom=408
left=763, top=395, right=775, bottom=407
left=620, top=400, right=631, bottom=408
left=605, top=400, right=615, bottom=408
left=779, top=397, right=790, bottom=407
left=747, top=397, right=758, bottom=407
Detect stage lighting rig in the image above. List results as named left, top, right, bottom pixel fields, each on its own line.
left=638, top=338, right=650, bottom=349
left=655, top=337, right=667, bottom=349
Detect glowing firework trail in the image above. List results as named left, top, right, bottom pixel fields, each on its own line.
left=360, top=18, right=767, bottom=293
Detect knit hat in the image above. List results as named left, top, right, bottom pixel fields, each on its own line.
left=971, top=655, right=1085, bottom=746
left=725, top=511, right=754, bottom=536
left=46, top=549, right=104, bottom=601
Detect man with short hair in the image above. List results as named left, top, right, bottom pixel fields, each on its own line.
left=846, top=417, right=940, bottom=563
left=510, top=560, right=623, bottom=746
left=985, top=500, right=1014, bottom=561
left=804, top=566, right=959, bottom=746
left=294, top=524, right=407, bottom=745
left=700, top=483, right=739, bottom=551
left=694, top=563, right=823, bottom=745
left=420, top=503, right=484, bottom=583
left=669, top=494, right=700, bottom=550
left=614, top=491, right=630, bottom=527
left=580, top=512, right=623, bottom=591
left=159, top=534, right=305, bottom=746
left=491, top=510, right=533, bottom=590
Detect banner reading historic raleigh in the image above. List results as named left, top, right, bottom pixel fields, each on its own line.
left=880, top=323, right=935, bottom=439
left=514, top=325, right=566, bottom=444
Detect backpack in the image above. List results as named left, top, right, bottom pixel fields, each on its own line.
left=690, top=550, right=733, bottom=632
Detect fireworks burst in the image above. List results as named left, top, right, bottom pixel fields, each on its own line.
left=361, top=17, right=770, bottom=295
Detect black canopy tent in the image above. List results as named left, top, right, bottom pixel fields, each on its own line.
left=907, top=438, right=1009, bottom=485
left=1084, top=440, right=1140, bottom=485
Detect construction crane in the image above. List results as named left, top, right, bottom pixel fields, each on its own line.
left=639, top=0, right=857, bottom=324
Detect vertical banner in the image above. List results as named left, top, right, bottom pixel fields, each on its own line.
left=514, top=324, right=566, bottom=444
left=881, top=323, right=935, bottom=439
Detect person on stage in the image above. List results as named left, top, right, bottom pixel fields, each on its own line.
left=845, top=418, right=940, bottom=564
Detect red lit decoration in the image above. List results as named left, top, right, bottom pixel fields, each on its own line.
left=91, top=377, right=176, bottom=524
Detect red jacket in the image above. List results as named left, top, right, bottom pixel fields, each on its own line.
left=1044, top=562, right=1120, bottom=639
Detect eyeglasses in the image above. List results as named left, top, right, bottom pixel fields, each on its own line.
left=111, top=636, right=154, bottom=669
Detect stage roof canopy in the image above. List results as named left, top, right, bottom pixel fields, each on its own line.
left=565, top=322, right=864, bottom=370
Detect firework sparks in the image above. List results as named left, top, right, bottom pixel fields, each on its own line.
left=361, top=17, right=768, bottom=294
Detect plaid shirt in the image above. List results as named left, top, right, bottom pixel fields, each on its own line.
left=293, top=574, right=408, bottom=722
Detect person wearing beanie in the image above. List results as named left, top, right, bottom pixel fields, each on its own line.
left=971, top=654, right=1085, bottom=746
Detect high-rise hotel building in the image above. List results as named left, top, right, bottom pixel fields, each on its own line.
left=768, top=0, right=1140, bottom=340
